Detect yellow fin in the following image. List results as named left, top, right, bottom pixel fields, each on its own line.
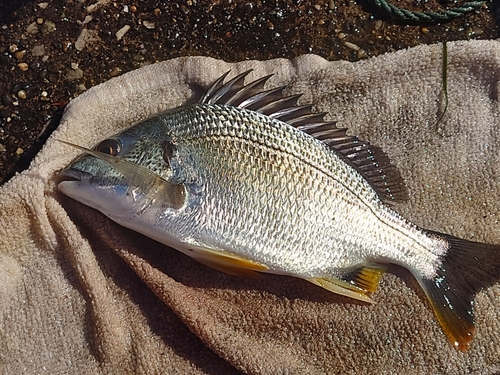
left=186, top=244, right=269, bottom=278
left=307, top=277, right=374, bottom=303
left=308, top=265, right=386, bottom=303
left=350, top=265, right=387, bottom=293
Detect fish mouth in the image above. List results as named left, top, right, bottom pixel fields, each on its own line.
left=58, top=168, right=93, bottom=182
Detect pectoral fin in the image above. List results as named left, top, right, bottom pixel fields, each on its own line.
left=185, top=244, right=269, bottom=278
left=307, top=264, right=387, bottom=303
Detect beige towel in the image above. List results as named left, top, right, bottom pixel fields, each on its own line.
left=1, top=39, right=500, bottom=374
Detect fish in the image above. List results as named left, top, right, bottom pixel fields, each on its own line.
left=58, top=70, right=500, bottom=351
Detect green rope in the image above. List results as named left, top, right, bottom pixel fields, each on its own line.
left=369, top=0, right=486, bottom=23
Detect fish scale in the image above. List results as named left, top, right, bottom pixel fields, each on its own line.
left=163, top=104, right=432, bottom=277
left=58, top=70, right=500, bottom=351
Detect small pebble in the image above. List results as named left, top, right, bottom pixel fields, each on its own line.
left=27, top=22, right=39, bottom=34
left=142, top=20, right=155, bottom=29
left=329, top=0, right=335, bottom=10
left=37, top=2, right=49, bottom=9
left=37, top=17, right=44, bottom=25
left=31, top=44, right=45, bottom=56
left=85, top=2, right=101, bottom=12
left=116, top=25, right=131, bottom=40
left=130, top=5, right=137, bottom=12
left=17, top=62, right=29, bottom=71
left=14, top=50, right=26, bottom=60
left=357, top=49, right=367, bottom=59
left=421, top=27, right=429, bottom=34
left=40, top=91, right=50, bottom=101
left=65, top=67, right=84, bottom=80
left=62, top=40, right=72, bottom=52
left=472, top=27, right=483, bottom=36
left=344, top=41, right=360, bottom=51
left=41, top=20, right=56, bottom=36
left=133, top=54, right=145, bottom=61
left=71, top=62, right=79, bottom=70
left=109, top=67, right=123, bottom=77
left=9, top=44, right=18, bottom=53
left=0, top=143, right=6, bottom=152
left=154, top=8, right=161, bottom=16
left=16, top=147, right=24, bottom=155
left=17, top=90, right=27, bottom=99
left=75, top=29, right=99, bottom=51
left=82, top=15, right=93, bottom=26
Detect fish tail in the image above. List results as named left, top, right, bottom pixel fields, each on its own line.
left=416, top=232, right=500, bottom=351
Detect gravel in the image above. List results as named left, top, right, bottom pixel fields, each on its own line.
left=0, top=0, right=498, bottom=183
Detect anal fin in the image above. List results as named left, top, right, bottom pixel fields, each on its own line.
left=185, top=244, right=269, bottom=278
left=349, top=264, right=387, bottom=293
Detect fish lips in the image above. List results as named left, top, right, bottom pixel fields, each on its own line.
left=57, top=167, right=150, bottom=220
left=58, top=167, right=102, bottom=210
left=58, top=168, right=93, bottom=183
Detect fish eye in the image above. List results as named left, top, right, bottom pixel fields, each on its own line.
left=95, top=138, right=122, bottom=156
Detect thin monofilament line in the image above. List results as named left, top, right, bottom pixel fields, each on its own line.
left=435, top=41, right=449, bottom=135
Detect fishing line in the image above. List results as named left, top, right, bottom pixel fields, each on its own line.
left=56, top=139, right=186, bottom=208
left=435, top=41, right=449, bottom=135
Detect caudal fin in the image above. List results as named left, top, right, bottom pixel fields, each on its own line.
left=416, top=232, right=500, bottom=351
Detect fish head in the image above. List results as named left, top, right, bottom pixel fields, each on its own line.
left=57, top=121, right=184, bottom=221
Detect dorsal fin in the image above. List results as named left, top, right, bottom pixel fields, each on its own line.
left=200, top=71, right=409, bottom=202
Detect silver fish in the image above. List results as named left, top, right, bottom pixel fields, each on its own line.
left=58, top=70, right=500, bottom=351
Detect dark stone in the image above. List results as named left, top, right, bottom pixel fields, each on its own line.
left=1, top=94, right=13, bottom=106
left=0, top=108, right=11, bottom=118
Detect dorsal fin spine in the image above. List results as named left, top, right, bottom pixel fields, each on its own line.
left=199, top=70, right=409, bottom=202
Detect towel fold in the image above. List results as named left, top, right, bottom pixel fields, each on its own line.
left=1, top=39, right=500, bottom=374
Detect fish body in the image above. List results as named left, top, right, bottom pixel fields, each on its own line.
left=58, top=71, right=500, bottom=351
